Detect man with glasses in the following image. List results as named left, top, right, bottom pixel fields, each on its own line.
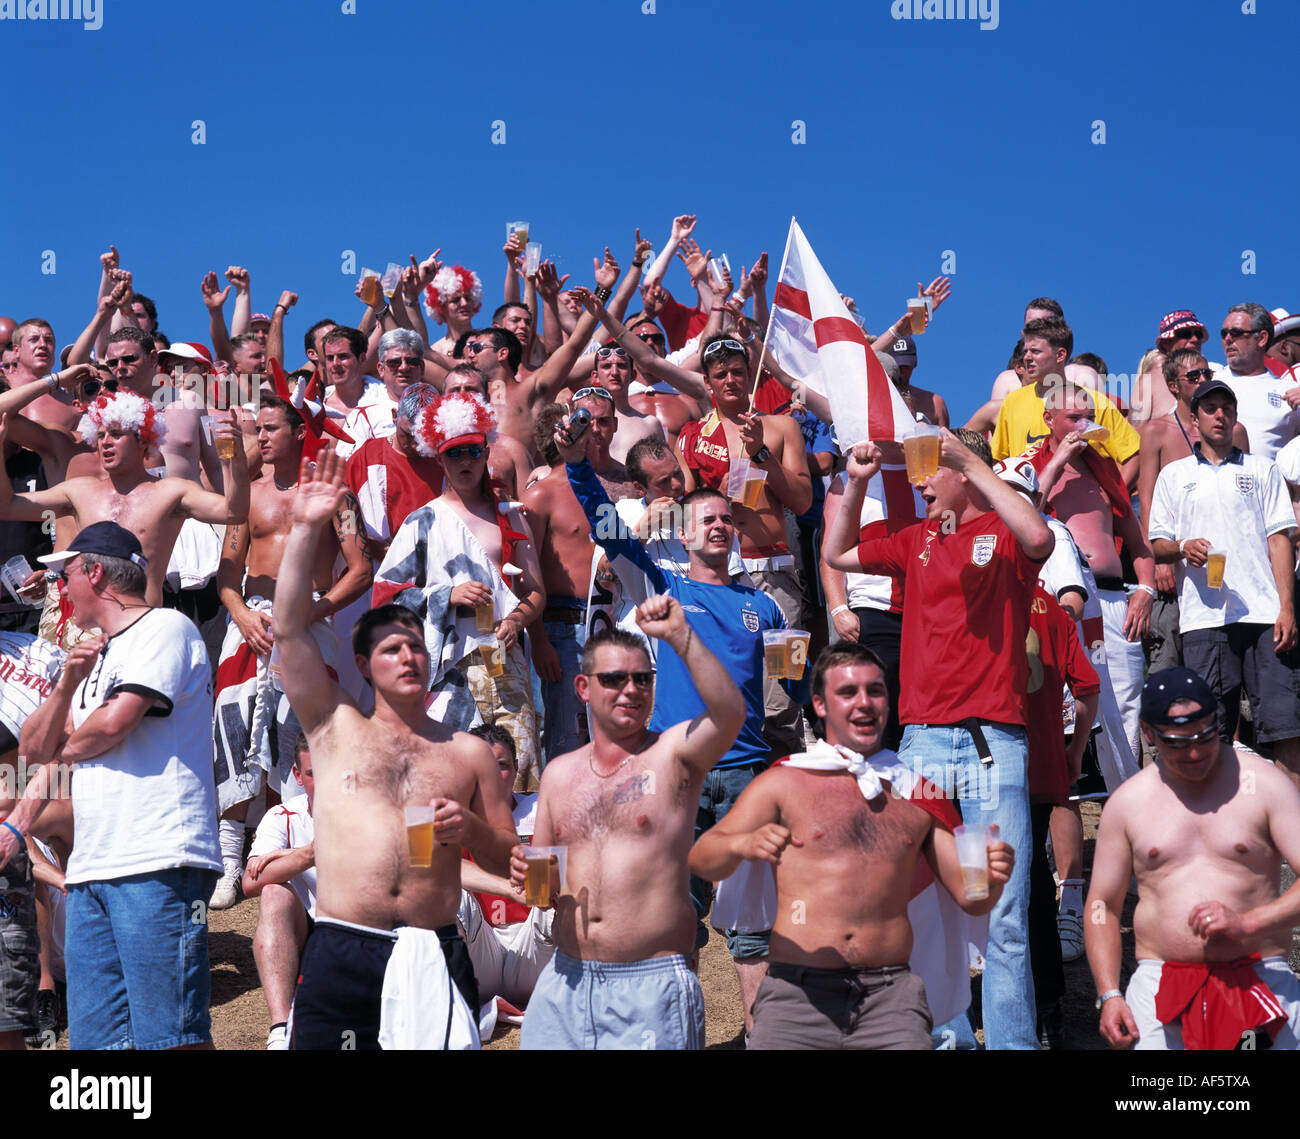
left=577, top=343, right=664, bottom=464
left=1132, top=310, right=1209, bottom=422
left=338, top=328, right=425, bottom=458
left=522, top=387, right=637, bottom=770
left=1149, top=377, right=1300, bottom=784
left=1218, top=303, right=1300, bottom=462
left=0, top=522, right=223, bottom=1050
left=1086, top=667, right=1300, bottom=1050
left=624, top=318, right=702, bottom=450
left=1138, top=350, right=1251, bottom=671
left=441, top=365, right=531, bottom=497
left=510, top=595, right=745, bottom=1050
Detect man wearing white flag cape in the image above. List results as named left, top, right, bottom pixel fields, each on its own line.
left=691, top=642, right=1011, bottom=1049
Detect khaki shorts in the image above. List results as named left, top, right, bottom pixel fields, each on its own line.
left=463, top=643, right=540, bottom=793
left=748, top=962, right=933, bottom=1050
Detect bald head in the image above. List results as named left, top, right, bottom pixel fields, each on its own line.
left=0, top=317, right=14, bottom=347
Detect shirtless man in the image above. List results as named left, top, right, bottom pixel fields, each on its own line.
left=10, top=321, right=78, bottom=433
left=0, top=391, right=248, bottom=611
left=1086, top=667, right=1300, bottom=1050
left=522, top=388, right=638, bottom=766
left=575, top=346, right=665, bottom=464
left=1137, top=349, right=1250, bottom=672
left=690, top=643, right=1013, bottom=1049
left=212, top=396, right=371, bottom=907
left=510, top=595, right=745, bottom=1049
left=1034, top=382, right=1156, bottom=765
left=273, top=448, right=516, bottom=1050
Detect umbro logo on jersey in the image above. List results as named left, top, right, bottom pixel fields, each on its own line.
left=682, top=604, right=707, bottom=614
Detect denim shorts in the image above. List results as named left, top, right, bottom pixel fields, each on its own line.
left=0, top=848, right=39, bottom=1034
left=65, top=867, right=218, bottom=1050
left=519, top=950, right=704, bottom=1050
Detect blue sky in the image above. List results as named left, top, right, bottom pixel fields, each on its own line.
left=2, top=0, right=1295, bottom=423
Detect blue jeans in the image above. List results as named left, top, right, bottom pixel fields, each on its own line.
left=65, top=867, right=218, bottom=1050
left=694, top=761, right=771, bottom=958
left=899, top=723, right=1037, bottom=1050
left=541, top=619, right=588, bottom=766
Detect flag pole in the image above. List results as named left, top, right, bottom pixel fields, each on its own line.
left=747, top=217, right=797, bottom=413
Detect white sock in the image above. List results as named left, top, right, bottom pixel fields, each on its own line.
left=1059, top=879, right=1084, bottom=914
left=219, top=818, right=244, bottom=876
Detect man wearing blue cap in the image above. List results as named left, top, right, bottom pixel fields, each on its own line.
left=1085, top=666, right=1300, bottom=1050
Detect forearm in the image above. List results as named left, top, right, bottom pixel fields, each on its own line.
left=313, top=562, right=374, bottom=621
left=761, top=456, right=812, bottom=516
left=209, top=306, right=234, bottom=366
left=824, top=477, right=869, bottom=571
left=869, top=315, right=910, bottom=350
left=2, top=761, right=56, bottom=839
left=273, top=521, right=324, bottom=638
left=644, top=233, right=679, bottom=285
left=541, top=294, right=565, bottom=355
left=267, top=311, right=287, bottom=368
left=247, top=844, right=315, bottom=892
left=609, top=259, right=644, bottom=321
left=504, top=259, right=520, bottom=304
left=964, top=460, right=1051, bottom=554
left=1269, top=534, right=1296, bottom=607
left=1151, top=538, right=1182, bottom=564
left=231, top=287, right=252, bottom=338
left=68, top=309, right=111, bottom=366
left=18, top=685, right=75, bottom=767
left=0, top=376, right=58, bottom=419
left=462, top=811, right=516, bottom=877
left=459, top=859, right=518, bottom=899
left=688, top=829, right=748, bottom=881
left=1243, top=878, right=1300, bottom=939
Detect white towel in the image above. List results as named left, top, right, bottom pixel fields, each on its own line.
left=378, top=927, right=481, bottom=1051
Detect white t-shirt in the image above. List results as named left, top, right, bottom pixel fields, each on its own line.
left=512, top=792, right=538, bottom=840
left=0, top=632, right=64, bottom=744
left=64, top=609, right=221, bottom=885
left=249, top=793, right=316, bottom=915
left=1038, top=516, right=1091, bottom=609
left=1219, top=367, right=1300, bottom=462
left=1148, top=450, right=1296, bottom=634
left=336, top=379, right=396, bottom=459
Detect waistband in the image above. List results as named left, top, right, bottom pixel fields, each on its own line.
left=1093, top=576, right=1128, bottom=592
left=543, top=606, right=587, bottom=625
left=742, top=542, right=794, bottom=573
left=769, top=961, right=911, bottom=987
left=315, top=916, right=459, bottom=943
left=553, top=950, right=692, bottom=977
left=1135, top=956, right=1285, bottom=971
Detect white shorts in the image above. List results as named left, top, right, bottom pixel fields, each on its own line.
left=1127, top=957, right=1300, bottom=1050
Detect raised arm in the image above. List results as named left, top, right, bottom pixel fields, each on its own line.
left=200, top=271, right=235, bottom=365
left=272, top=446, right=355, bottom=734
left=267, top=290, right=297, bottom=369
left=608, top=229, right=653, bottom=323
left=227, top=266, right=252, bottom=338
left=528, top=284, right=602, bottom=404
left=0, top=413, right=76, bottom=521
left=68, top=287, right=124, bottom=366
left=822, top=444, right=882, bottom=572
left=535, top=260, right=570, bottom=355
left=636, top=594, right=744, bottom=777
left=948, top=430, right=1053, bottom=560
left=177, top=412, right=249, bottom=524
left=643, top=214, right=695, bottom=287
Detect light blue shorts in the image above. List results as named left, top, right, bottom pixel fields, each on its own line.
left=519, top=950, right=704, bottom=1050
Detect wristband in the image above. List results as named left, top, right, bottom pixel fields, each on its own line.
left=273, top=304, right=287, bottom=313
left=1135, top=584, right=1157, bottom=598
left=47, top=372, right=61, bottom=392
left=632, top=260, right=646, bottom=269
left=593, top=286, right=612, bottom=304
left=831, top=605, right=850, bottom=618
left=1, top=819, right=22, bottom=844
left=1178, top=539, right=1188, bottom=558
left=1095, top=989, right=1122, bottom=1010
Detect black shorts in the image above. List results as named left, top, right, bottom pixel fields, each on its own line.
left=0, top=848, right=39, bottom=1035
left=290, top=921, right=477, bottom=1050
left=1182, top=622, right=1300, bottom=744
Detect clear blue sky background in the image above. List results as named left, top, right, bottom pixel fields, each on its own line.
left=1, top=0, right=1295, bottom=424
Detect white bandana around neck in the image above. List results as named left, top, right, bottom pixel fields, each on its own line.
left=783, top=739, right=899, bottom=802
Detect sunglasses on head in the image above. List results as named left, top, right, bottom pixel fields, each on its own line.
left=1153, top=720, right=1218, bottom=749
left=103, top=352, right=141, bottom=368
left=702, top=338, right=746, bottom=361
left=384, top=355, right=423, bottom=369
left=80, top=378, right=119, bottom=400
left=1220, top=328, right=1256, bottom=341
left=593, top=670, right=656, bottom=690
left=595, top=345, right=628, bottom=360
left=572, top=386, right=615, bottom=404
left=1181, top=368, right=1215, bottom=383
left=442, top=444, right=484, bottom=460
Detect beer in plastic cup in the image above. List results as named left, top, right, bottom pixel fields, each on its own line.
left=508, top=221, right=530, bottom=246
left=216, top=429, right=237, bottom=461
left=740, top=468, right=768, bottom=509
left=524, top=242, right=542, bottom=276
left=708, top=254, right=730, bottom=289
left=405, top=806, right=437, bottom=868
left=907, top=297, right=928, bottom=334
left=903, top=425, right=941, bottom=485
left=1, top=556, right=38, bottom=605
left=475, top=604, right=496, bottom=633
left=382, top=262, right=402, bottom=300
left=763, top=630, right=789, bottom=680
left=479, top=639, right=505, bottom=678
left=1206, top=548, right=1227, bottom=589
left=783, top=630, right=812, bottom=680
left=954, top=824, right=990, bottom=901
left=359, top=272, right=383, bottom=308
left=1077, top=419, right=1110, bottom=443
left=523, top=845, right=566, bottom=907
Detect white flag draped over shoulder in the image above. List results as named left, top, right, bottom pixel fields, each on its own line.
left=767, top=219, right=917, bottom=447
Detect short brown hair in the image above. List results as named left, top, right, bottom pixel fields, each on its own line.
left=1021, top=317, right=1073, bottom=355
left=811, top=642, right=888, bottom=701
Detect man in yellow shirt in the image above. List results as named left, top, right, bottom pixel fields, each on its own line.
left=994, top=318, right=1141, bottom=491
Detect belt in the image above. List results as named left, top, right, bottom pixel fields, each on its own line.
left=769, top=961, right=910, bottom=993
left=1093, top=576, right=1127, bottom=592
left=741, top=543, right=794, bottom=573
left=542, top=606, right=586, bottom=625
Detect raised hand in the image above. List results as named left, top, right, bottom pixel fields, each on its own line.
left=536, top=260, right=570, bottom=302
left=277, top=290, right=298, bottom=312
left=567, top=284, right=601, bottom=318
left=201, top=271, right=232, bottom=310
left=632, top=227, right=652, bottom=264
left=504, top=233, right=524, bottom=262
left=634, top=593, right=688, bottom=645
left=846, top=441, right=883, bottom=482
left=919, top=276, right=952, bottom=319
left=293, top=444, right=347, bottom=527
left=399, top=265, right=420, bottom=303
left=593, top=247, right=619, bottom=290
left=226, top=266, right=251, bottom=293
left=416, top=249, right=443, bottom=288
left=99, top=245, right=119, bottom=273
left=671, top=214, right=698, bottom=242
left=677, top=237, right=709, bottom=282
left=747, top=251, right=768, bottom=291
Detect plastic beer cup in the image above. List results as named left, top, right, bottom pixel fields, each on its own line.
left=1206, top=548, right=1227, bottom=589
left=954, top=824, right=990, bottom=901
left=405, top=806, right=437, bottom=868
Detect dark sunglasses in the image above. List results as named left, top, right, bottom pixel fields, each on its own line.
left=465, top=340, right=491, bottom=354
left=443, top=444, right=484, bottom=460
left=595, top=345, right=628, bottom=360
left=572, top=386, right=615, bottom=404
left=1181, top=368, right=1215, bottom=383
left=80, top=378, right=120, bottom=400
left=635, top=331, right=665, bottom=345
left=702, top=338, right=746, bottom=361
left=593, top=670, right=656, bottom=690
left=103, top=352, right=142, bottom=368
left=1172, top=328, right=1206, bottom=341
left=1220, top=328, right=1256, bottom=341
left=1153, top=722, right=1218, bottom=749
left=384, top=355, right=423, bottom=369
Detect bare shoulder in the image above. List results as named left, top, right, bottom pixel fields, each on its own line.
left=64, top=455, right=102, bottom=481
left=1099, top=765, right=1157, bottom=822
left=1237, top=747, right=1299, bottom=800
left=521, top=468, right=560, bottom=509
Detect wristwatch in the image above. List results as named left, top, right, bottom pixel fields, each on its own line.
left=750, top=444, right=772, bottom=464
left=1096, top=989, right=1122, bottom=1010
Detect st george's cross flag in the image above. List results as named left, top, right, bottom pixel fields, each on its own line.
left=767, top=219, right=917, bottom=447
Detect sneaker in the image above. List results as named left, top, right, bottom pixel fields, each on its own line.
left=266, top=1024, right=289, bottom=1050
left=1058, top=908, right=1084, bottom=962
left=209, top=870, right=241, bottom=911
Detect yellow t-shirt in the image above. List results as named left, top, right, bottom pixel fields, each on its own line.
left=991, top=383, right=1140, bottom=463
